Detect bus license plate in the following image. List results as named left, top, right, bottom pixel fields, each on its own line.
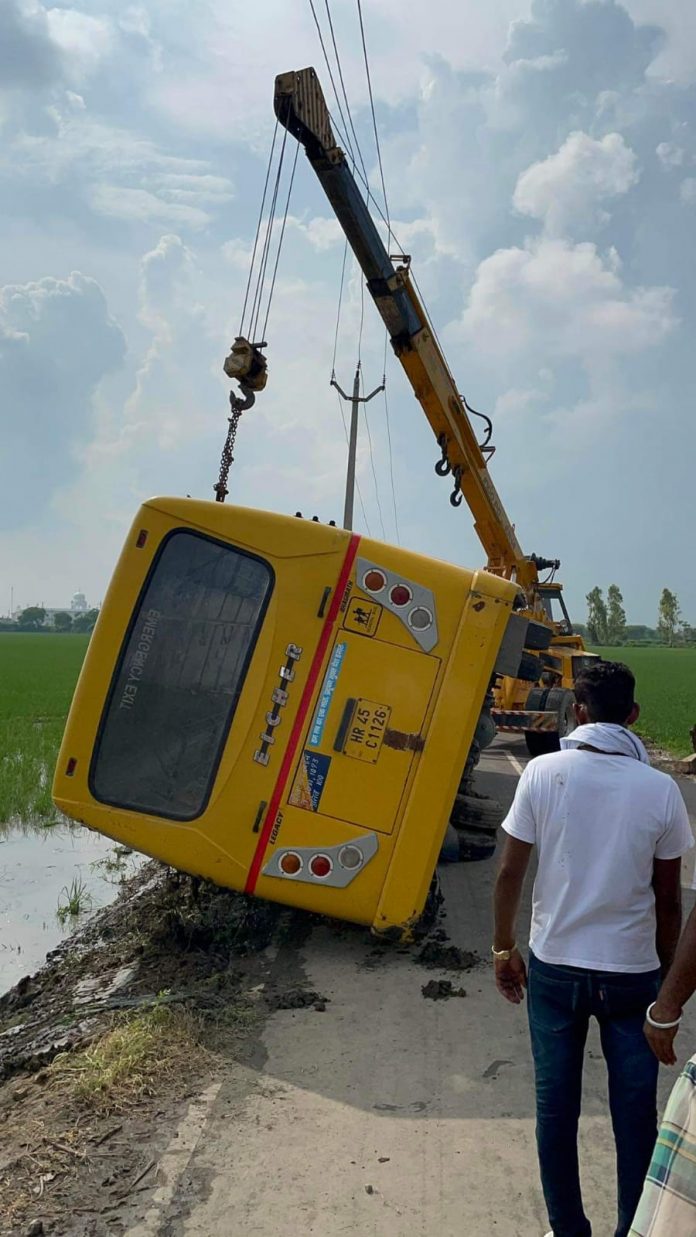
left=344, top=700, right=391, bottom=763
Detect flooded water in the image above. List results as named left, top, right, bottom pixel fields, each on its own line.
left=0, top=821, right=142, bottom=996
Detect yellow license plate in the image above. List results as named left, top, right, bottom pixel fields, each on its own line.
left=344, top=699, right=391, bottom=763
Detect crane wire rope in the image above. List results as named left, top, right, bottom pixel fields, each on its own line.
left=249, top=124, right=289, bottom=344
left=239, top=120, right=279, bottom=337
left=261, top=142, right=300, bottom=343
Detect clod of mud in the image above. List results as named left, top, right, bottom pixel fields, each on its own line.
left=269, top=988, right=329, bottom=1012
left=417, top=940, right=480, bottom=972
left=421, top=979, right=467, bottom=1001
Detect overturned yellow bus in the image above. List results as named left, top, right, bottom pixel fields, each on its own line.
left=53, top=496, right=521, bottom=936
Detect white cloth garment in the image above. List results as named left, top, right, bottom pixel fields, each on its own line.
left=560, top=721, right=650, bottom=764
left=502, top=738, right=693, bottom=972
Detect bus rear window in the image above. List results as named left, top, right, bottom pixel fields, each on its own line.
left=90, top=529, right=273, bottom=820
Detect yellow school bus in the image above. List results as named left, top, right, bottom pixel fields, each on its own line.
left=53, top=497, right=519, bottom=937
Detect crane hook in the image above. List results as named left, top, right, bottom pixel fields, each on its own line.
left=434, top=433, right=451, bottom=477
left=450, top=465, right=463, bottom=507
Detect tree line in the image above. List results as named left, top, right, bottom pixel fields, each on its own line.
left=585, top=586, right=693, bottom=647
left=1, top=606, right=100, bottom=634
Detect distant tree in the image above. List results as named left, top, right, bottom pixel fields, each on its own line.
left=657, top=589, right=681, bottom=646
left=625, top=625, right=659, bottom=643
left=18, top=606, right=46, bottom=631
left=682, top=624, right=696, bottom=646
left=606, top=584, right=627, bottom=645
left=586, top=587, right=608, bottom=645
left=53, top=611, right=73, bottom=632
left=72, top=607, right=100, bottom=634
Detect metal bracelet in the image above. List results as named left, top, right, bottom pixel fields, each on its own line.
left=646, top=1001, right=682, bottom=1030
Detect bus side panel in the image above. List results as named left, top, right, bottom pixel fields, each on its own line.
left=374, top=573, right=514, bottom=934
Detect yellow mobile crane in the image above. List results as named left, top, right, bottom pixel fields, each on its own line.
left=271, top=67, right=596, bottom=778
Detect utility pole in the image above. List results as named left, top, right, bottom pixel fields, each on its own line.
left=331, top=363, right=384, bottom=530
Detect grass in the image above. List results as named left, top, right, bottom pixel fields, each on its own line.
left=56, top=876, right=93, bottom=923
left=51, top=1000, right=205, bottom=1109
left=591, top=646, right=696, bottom=757
left=0, top=632, right=89, bottom=826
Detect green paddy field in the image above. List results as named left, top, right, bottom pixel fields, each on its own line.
left=0, top=634, right=694, bottom=828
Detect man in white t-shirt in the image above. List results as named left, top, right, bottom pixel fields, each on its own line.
left=492, top=661, right=693, bottom=1237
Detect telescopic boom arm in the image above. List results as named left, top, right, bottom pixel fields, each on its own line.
left=274, top=66, right=544, bottom=595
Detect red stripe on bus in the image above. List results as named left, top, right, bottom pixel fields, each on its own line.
left=245, top=533, right=361, bottom=894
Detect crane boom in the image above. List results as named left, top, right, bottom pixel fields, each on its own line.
left=274, top=66, right=539, bottom=592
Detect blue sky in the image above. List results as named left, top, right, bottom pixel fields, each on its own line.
left=1, top=0, right=694, bottom=626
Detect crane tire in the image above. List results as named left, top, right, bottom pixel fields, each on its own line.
left=524, top=621, right=553, bottom=651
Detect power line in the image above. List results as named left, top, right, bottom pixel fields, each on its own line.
left=322, top=0, right=370, bottom=190
left=382, top=331, right=400, bottom=544
left=331, top=238, right=349, bottom=376
left=356, top=0, right=392, bottom=249
left=360, top=366, right=386, bottom=541
left=307, top=0, right=358, bottom=168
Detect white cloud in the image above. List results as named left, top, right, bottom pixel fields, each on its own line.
left=656, top=141, right=685, bottom=169
left=45, top=7, right=113, bottom=79
left=89, top=183, right=212, bottom=229
left=0, top=270, right=125, bottom=526
left=514, top=132, right=639, bottom=235
left=461, top=237, right=676, bottom=361
left=680, top=178, right=696, bottom=205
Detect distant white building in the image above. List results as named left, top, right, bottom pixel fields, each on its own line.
left=11, top=592, right=92, bottom=626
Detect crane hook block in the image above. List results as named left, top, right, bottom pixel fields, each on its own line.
left=223, top=337, right=268, bottom=394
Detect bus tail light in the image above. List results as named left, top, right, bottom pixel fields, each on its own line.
left=389, top=584, right=412, bottom=607
left=263, top=833, right=379, bottom=887
left=279, top=851, right=302, bottom=875
left=338, top=845, right=363, bottom=870
left=309, top=854, right=332, bottom=878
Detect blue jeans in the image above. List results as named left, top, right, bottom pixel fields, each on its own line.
left=528, top=951, right=661, bottom=1237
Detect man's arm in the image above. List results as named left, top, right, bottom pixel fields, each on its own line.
left=493, top=834, right=533, bottom=1004
left=646, top=900, right=696, bottom=1066
left=654, top=856, right=683, bottom=974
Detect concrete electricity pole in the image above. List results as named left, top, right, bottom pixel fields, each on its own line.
left=331, top=363, right=384, bottom=530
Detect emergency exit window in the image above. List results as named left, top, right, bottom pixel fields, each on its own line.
left=90, top=529, right=273, bottom=820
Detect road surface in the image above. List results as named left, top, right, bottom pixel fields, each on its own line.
left=126, top=737, right=696, bottom=1237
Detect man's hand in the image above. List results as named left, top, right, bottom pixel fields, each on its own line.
left=644, top=1000, right=681, bottom=1065
left=494, top=949, right=527, bottom=1004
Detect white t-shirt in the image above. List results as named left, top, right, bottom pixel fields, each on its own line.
left=502, top=749, right=694, bottom=972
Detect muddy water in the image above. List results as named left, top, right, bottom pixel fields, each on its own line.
left=0, top=822, right=142, bottom=996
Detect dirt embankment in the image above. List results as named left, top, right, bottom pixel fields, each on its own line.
left=0, top=865, right=316, bottom=1236
left=0, top=868, right=480, bottom=1237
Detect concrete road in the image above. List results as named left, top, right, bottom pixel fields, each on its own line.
left=129, top=739, right=696, bottom=1237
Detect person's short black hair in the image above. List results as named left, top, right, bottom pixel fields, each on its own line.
left=574, top=660, right=636, bottom=724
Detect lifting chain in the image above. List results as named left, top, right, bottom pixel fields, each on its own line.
left=214, top=337, right=267, bottom=503
left=213, top=394, right=243, bottom=503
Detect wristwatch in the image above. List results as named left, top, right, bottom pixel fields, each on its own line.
left=491, top=943, right=517, bottom=961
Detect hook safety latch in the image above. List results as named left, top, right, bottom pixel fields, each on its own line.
left=434, top=432, right=451, bottom=477
left=450, top=465, right=464, bottom=507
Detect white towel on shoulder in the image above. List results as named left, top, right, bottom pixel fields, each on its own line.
left=560, top=722, right=650, bottom=764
